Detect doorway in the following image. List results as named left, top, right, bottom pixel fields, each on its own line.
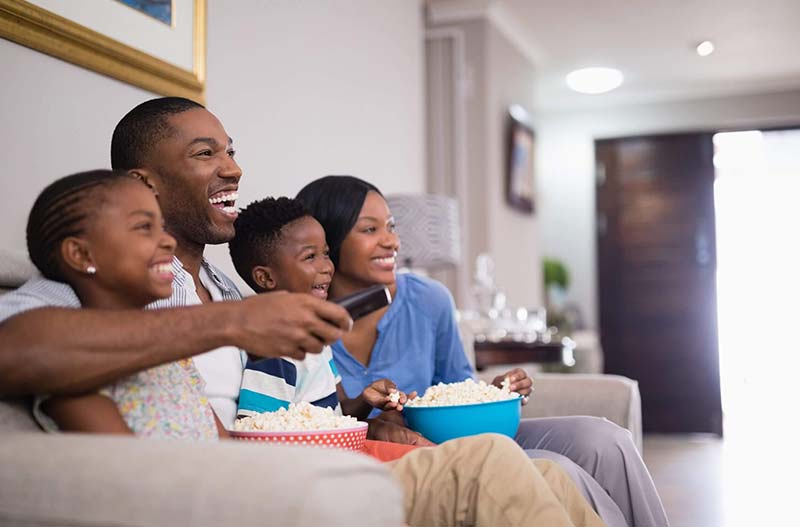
left=713, top=129, right=800, bottom=438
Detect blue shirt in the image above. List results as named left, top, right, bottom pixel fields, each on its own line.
left=332, top=273, right=474, bottom=417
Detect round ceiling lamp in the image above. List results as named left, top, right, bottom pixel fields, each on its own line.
left=565, top=67, right=624, bottom=94
left=696, top=41, right=715, bottom=57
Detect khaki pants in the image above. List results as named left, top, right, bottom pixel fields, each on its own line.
left=387, top=433, right=605, bottom=527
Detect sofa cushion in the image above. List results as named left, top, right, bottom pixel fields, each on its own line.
left=0, top=397, right=40, bottom=432
left=0, top=433, right=404, bottom=526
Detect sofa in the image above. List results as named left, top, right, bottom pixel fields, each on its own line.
left=0, top=249, right=643, bottom=525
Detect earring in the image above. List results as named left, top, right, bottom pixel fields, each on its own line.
left=86, top=266, right=96, bottom=275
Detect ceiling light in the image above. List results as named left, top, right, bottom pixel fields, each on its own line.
left=565, top=67, right=624, bottom=94
left=696, top=41, right=715, bottom=57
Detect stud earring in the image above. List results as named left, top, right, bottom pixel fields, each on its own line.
left=86, top=266, right=96, bottom=275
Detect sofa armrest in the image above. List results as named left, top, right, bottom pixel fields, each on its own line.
left=0, top=433, right=404, bottom=526
left=477, top=371, right=643, bottom=452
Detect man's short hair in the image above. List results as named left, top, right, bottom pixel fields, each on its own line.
left=111, top=97, right=204, bottom=170
left=229, top=197, right=309, bottom=292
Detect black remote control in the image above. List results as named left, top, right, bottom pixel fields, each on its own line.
left=335, top=284, right=392, bottom=320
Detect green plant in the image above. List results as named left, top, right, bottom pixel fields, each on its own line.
left=543, top=258, right=569, bottom=290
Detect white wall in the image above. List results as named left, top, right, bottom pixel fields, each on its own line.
left=485, top=22, right=542, bottom=309
left=204, top=0, right=426, bottom=285
left=1, top=0, right=426, bottom=293
left=535, top=89, right=800, bottom=329
left=0, top=38, right=153, bottom=254
left=427, top=18, right=543, bottom=310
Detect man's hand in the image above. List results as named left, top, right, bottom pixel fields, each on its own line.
left=367, top=418, right=435, bottom=446
left=233, top=291, right=352, bottom=361
left=492, top=367, right=533, bottom=405
left=362, top=378, right=415, bottom=412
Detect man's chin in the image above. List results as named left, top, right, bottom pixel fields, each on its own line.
left=204, top=225, right=236, bottom=246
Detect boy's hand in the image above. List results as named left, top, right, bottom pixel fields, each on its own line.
left=492, top=367, right=533, bottom=405
left=362, top=378, right=415, bottom=411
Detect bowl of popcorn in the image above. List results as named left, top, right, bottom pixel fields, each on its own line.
left=231, top=402, right=368, bottom=452
left=402, top=379, right=522, bottom=444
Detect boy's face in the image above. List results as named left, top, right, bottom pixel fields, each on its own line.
left=263, top=216, right=333, bottom=299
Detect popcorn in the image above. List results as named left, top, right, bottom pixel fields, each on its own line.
left=405, top=378, right=519, bottom=407
left=388, top=390, right=401, bottom=404
left=234, top=402, right=359, bottom=432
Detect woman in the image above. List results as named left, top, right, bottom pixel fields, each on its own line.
left=297, top=175, right=669, bottom=527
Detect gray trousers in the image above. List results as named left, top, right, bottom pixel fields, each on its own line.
left=517, top=416, right=669, bottom=527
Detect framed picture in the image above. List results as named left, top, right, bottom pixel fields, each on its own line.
left=0, top=0, right=205, bottom=102
left=505, top=105, right=535, bottom=214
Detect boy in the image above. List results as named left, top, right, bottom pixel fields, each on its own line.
left=229, top=196, right=412, bottom=422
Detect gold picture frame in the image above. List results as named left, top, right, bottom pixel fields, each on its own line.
left=0, top=0, right=206, bottom=103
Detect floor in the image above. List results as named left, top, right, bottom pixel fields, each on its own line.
left=643, top=415, right=797, bottom=527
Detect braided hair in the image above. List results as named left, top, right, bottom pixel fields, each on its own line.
left=26, top=169, right=142, bottom=281
left=111, top=96, right=204, bottom=170
left=229, top=197, right=310, bottom=292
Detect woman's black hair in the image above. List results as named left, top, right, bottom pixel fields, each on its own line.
left=295, top=175, right=382, bottom=267
left=26, top=169, right=143, bottom=282
left=229, top=197, right=309, bottom=292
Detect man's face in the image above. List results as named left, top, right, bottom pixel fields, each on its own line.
left=146, top=108, right=242, bottom=249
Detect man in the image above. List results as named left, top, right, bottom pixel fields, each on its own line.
left=0, top=101, right=350, bottom=402
left=0, top=97, right=604, bottom=526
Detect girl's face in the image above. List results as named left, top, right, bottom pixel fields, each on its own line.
left=81, top=180, right=176, bottom=309
left=336, top=191, right=399, bottom=290
left=262, top=216, right=334, bottom=300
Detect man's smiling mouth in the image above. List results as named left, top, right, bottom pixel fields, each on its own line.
left=209, top=191, right=238, bottom=216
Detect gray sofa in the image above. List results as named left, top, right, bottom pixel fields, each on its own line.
left=0, top=251, right=404, bottom=526
left=0, top=249, right=643, bottom=525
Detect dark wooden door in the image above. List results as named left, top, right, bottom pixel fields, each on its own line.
left=596, top=133, right=722, bottom=435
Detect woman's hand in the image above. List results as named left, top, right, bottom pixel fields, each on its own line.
left=362, top=378, right=416, bottom=411
left=492, top=367, right=533, bottom=405
left=367, top=418, right=435, bottom=446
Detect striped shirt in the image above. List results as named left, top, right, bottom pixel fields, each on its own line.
left=238, top=346, right=342, bottom=418
left=0, top=256, right=247, bottom=428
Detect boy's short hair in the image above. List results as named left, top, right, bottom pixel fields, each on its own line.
left=229, top=197, right=309, bottom=292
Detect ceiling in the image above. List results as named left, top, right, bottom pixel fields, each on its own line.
left=427, top=0, right=800, bottom=111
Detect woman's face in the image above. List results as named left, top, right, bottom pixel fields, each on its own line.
left=336, top=191, right=400, bottom=289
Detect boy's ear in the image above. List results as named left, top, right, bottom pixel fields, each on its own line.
left=252, top=265, right=278, bottom=292
left=60, top=237, right=94, bottom=275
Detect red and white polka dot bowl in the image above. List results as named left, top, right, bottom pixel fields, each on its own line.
left=230, top=422, right=368, bottom=452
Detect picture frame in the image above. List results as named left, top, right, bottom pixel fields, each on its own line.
left=0, top=0, right=206, bottom=102
left=505, top=105, right=535, bottom=214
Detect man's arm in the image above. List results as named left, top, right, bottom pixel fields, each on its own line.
left=0, top=291, right=350, bottom=397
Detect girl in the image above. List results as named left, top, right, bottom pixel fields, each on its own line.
left=27, top=169, right=225, bottom=440
left=297, top=175, right=668, bottom=527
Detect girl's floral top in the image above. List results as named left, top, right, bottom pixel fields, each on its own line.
left=35, top=359, right=219, bottom=440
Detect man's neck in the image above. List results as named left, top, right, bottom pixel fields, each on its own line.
left=175, top=242, right=209, bottom=302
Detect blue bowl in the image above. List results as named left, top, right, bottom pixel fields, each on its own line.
left=403, top=397, right=522, bottom=444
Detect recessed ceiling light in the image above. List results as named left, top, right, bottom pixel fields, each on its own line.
left=565, top=67, right=624, bottom=94
left=696, top=40, right=715, bottom=57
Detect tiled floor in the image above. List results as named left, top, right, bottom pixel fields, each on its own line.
left=643, top=416, right=797, bottom=527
